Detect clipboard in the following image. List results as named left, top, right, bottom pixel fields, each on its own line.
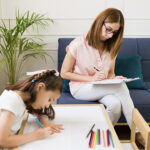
left=89, top=77, right=140, bottom=85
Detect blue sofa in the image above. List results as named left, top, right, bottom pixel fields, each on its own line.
left=57, top=38, right=150, bottom=123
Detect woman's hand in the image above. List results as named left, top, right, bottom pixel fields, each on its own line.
left=34, top=127, right=54, bottom=140
left=114, top=76, right=127, bottom=79
left=91, top=66, right=106, bottom=81
left=108, top=75, right=127, bottom=79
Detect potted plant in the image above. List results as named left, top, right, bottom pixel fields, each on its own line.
left=0, top=10, right=53, bottom=85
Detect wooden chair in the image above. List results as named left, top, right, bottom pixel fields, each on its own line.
left=122, top=108, right=150, bottom=150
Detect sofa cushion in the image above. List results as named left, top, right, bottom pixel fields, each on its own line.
left=146, top=82, right=150, bottom=89
left=115, top=55, right=147, bottom=89
left=57, top=93, right=99, bottom=104
left=119, top=89, right=150, bottom=122
left=129, top=89, right=150, bottom=122
left=137, top=39, right=150, bottom=82
left=62, top=79, right=70, bottom=93
left=58, top=39, right=74, bottom=93
left=58, top=38, right=74, bottom=72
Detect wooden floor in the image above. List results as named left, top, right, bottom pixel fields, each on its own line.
left=122, top=143, right=144, bottom=150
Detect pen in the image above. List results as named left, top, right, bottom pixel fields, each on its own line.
left=94, top=66, right=106, bottom=79
left=35, top=118, right=44, bottom=128
left=93, top=67, right=100, bottom=72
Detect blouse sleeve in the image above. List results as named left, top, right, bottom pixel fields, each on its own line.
left=67, top=36, right=81, bottom=58
left=0, top=93, right=20, bottom=117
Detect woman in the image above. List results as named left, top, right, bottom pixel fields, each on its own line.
left=61, top=8, right=145, bottom=146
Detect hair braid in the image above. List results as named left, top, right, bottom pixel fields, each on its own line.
left=6, top=69, right=62, bottom=120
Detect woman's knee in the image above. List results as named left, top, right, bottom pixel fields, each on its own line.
left=117, top=82, right=130, bottom=94
left=111, top=98, right=122, bottom=115
left=101, top=95, right=122, bottom=114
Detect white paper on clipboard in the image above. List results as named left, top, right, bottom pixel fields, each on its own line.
left=89, top=77, right=140, bottom=85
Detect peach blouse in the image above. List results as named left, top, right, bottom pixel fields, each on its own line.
left=68, top=34, right=114, bottom=95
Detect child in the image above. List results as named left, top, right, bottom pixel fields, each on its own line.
left=0, top=70, right=64, bottom=149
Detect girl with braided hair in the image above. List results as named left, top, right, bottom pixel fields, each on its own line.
left=0, top=70, right=64, bottom=148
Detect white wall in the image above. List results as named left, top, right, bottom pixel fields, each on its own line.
left=0, top=0, right=150, bottom=93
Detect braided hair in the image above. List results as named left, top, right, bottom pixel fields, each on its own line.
left=6, top=70, right=63, bottom=120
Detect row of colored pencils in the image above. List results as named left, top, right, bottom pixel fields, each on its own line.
left=89, top=129, right=114, bottom=148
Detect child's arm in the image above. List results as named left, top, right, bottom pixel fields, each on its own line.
left=0, top=109, right=52, bottom=148
left=39, top=116, right=64, bottom=133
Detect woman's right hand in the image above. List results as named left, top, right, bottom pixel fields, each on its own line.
left=91, top=67, right=106, bottom=81
left=34, top=127, right=54, bottom=140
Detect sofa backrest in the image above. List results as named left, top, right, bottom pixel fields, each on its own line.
left=58, top=38, right=150, bottom=82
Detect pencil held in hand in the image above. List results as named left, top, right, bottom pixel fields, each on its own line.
left=35, top=118, right=54, bottom=135
left=36, top=118, right=44, bottom=128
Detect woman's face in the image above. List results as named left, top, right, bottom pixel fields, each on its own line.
left=100, top=22, right=120, bottom=41
left=31, top=83, right=61, bottom=109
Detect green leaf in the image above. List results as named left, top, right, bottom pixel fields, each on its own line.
left=0, top=10, right=53, bottom=85
left=0, top=58, right=5, bottom=72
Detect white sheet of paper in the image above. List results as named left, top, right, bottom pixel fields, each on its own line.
left=89, top=77, right=140, bottom=84
left=19, top=106, right=117, bottom=150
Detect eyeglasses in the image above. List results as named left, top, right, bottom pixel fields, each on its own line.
left=103, top=23, right=118, bottom=35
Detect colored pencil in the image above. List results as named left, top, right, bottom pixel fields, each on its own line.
left=97, top=129, right=99, bottom=144
left=98, top=129, right=101, bottom=144
left=102, top=130, right=106, bottom=147
left=86, top=124, right=95, bottom=138
left=109, top=130, right=115, bottom=147
left=89, top=131, right=93, bottom=147
left=106, top=129, right=109, bottom=146
left=35, top=118, right=43, bottom=128
left=93, top=131, right=97, bottom=148
left=90, top=131, right=95, bottom=148
left=107, top=129, right=110, bottom=146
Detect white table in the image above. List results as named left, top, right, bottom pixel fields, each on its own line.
left=14, top=104, right=123, bottom=150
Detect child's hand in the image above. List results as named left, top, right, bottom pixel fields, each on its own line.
left=43, top=122, right=64, bottom=133
left=34, top=127, right=54, bottom=140
left=40, top=117, right=64, bottom=133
